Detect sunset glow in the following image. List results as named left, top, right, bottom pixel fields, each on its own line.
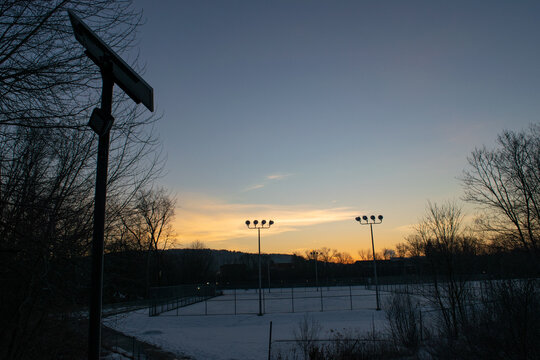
left=133, top=0, right=540, bottom=258
left=170, top=193, right=412, bottom=257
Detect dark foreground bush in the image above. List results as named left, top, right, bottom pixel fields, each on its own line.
left=310, top=331, right=406, bottom=360
left=385, top=293, right=422, bottom=352
left=276, top=279, right=539, bottom=359
left=424, top=279, right=540, bottom=360
left=277, top=325, right=410, bottom=360
left=2, top=316, right=88, bottom=360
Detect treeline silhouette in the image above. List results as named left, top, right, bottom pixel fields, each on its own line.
left=0, top=1, right=166, bottom=359
left=95, top=245, right=538, bottom=305
left=1, top=0, right=539, bottom=357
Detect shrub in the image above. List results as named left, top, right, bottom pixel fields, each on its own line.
left=426, top=279, right=540, bottom=359
left=385, top=293, right=421, bottom=351
left=294, top=314, right=322, bottom=359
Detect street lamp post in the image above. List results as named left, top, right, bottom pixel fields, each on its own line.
left=355, top=215, right=383, bottom=311
left=245, top=219, right=274, bottom=316
left=310, top=251, right=319, bottom=291
left=68, top=11, right=153, bottom=360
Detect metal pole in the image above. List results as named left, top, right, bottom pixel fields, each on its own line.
left=267, top=261, right=271, bottom=293
left=314, top=256, right=319, bottom=291
left=88, top=64, right=113, bottom=360
left=258, top=227, right=262, bottom=316
left=268, top=321, right=273, bottom=360
left=369, top=223, right=380, bottom=310
left=291, top=286, right=295, bottom=313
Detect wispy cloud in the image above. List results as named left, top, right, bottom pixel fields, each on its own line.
left=242, top=173, right=292, bottom=192
left=172, top=193, right=356, bottom=246
left=266, top=173, right=291, bottom=180
left=243, top=184, right=265, bottom=192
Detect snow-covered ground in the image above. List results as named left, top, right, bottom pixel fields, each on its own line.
left=105, top=287, right=392, bottom=360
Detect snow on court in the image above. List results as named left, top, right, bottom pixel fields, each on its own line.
left=105, top=287, right=391, bottom=360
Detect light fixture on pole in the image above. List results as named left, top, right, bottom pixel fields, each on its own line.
left=355, top=214, right=383, bottom=311
left=245, top=219, right=274, bottom=316
left=68, top=10, right=154, bottom=360
left=310, top=250, right=319, bottom=291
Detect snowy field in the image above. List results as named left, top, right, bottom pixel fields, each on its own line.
left=105, top=287, right=392, bottom=360
left=169, top=286, right=383, bottom=315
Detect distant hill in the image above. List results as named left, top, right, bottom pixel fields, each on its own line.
left=164, top=248, right=294, bottom=271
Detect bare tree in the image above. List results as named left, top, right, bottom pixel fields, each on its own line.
left=120, top=187, right=175, bottom=289
left=333, top=251, right=355, bottom=264
left=403, top=234, right=426, bottom=257
left=413, top=201, right=481, bottom=339
left=462, top=125, right=540, bottom=258
left=174, top=241, right=216, bottom=284
left=357, top=249, right=371, bottom=261
left=318, top=247, right=335, bottom=263
left=382, top=248, right=396, bottom=260
left=395, top=242, right=408, bottom=258
left=0, top=1, right=163, bottom=358
left=304, top=249, right=318, bottom=260
left=294, top=314, right=322, bottom=359
left=0, top=0, right=145, bottom=130
left=0, top=127, right=99, bottom=359
left=189, top=240, right=207, bottom=250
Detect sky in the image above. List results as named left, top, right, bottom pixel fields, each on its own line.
left=126, top=0, right=540, bottom=257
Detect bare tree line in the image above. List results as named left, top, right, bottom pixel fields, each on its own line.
left=387, top=125, right=540, bottom=262
left=289, top=125, right=540, bottom=358
left=0, top=1, right=175, bottom=359
left=368, top=125, right=540, bottom=358
left=1, top=1, right=538, bottom=359
left=463, top=125, right=540, bottom=256
left=296, top=247, right=355, bottom=264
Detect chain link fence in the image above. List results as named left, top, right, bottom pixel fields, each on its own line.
left=148, top=284, right=220, bottom=316
left=101, top=325, right=151, bottom=359
left=156, top=285, right=379, bottom=316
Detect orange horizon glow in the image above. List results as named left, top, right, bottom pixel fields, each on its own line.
left=167, top=193, right=416, bottom=260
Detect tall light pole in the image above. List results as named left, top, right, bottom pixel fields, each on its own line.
left=245, top=219, right=274, bottom=316
left=355, top=215, right=383, bottom=311
left=310, top=251, right=319, bottom=291
left=68, top=11, right=153, bottom=360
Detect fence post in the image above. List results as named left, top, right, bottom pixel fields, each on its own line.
left=320, top=286, right=323, bottom=312
left=268, top=321, right=273, bottom=360
left=371, top=313, right=376, bottom=353
left=419, top=307, right=423, bottom=342
left=291, top=287, right=295, bottom=313
left=349, top=285, right=353, bottom=310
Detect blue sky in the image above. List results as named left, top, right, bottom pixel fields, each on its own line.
left=128, top=0, right=540, bottom=256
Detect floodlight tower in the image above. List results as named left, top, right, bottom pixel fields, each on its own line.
left=68, top=10, right=154, bottom=360
left=310, top=250, right=319, bottom=291
left=245, top=219, right=274, bottom=316
left=355, top=215, right=383, bottom=310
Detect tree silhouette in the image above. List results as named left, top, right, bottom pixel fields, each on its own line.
left=0, top=1, right=162, bottom=358
left=462, top=125, right=540, bottom=258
